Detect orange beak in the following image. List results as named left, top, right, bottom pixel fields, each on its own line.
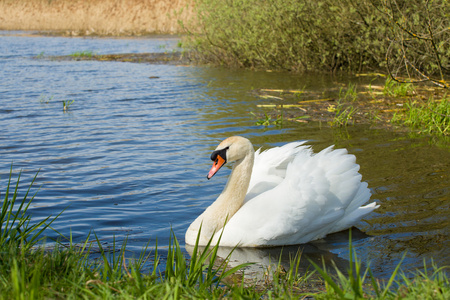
left=207, top=155, right=226, bottom=180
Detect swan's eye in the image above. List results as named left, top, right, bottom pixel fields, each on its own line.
left=210, top=147, right=229, bottom=163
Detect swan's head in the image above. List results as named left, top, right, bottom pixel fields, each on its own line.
left=207, top=136, right=253, bottom=180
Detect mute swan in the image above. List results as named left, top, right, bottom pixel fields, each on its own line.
left=185, top=136, right=378, bottom=247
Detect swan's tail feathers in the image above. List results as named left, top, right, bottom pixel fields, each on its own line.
left=332, top=180, right=375, bottom=233
left=346, top=182, right=372, bottom=213
left=332, top=201, right=379, bottom=234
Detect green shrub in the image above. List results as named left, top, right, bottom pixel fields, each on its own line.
left=182, top=0, right=449, bottom=76
left=182, top=0, right=387, bottom=72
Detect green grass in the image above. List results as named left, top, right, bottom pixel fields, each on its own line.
left=340, top=83, right=358, bottom=103
left=331, top=105, right=357, bottom=127
left=68, top=50, right=96, bottom=58
left=310, top=231, right=449, bottom=299
left=383, top=79, right=415, bottom=97
left=392, top=96, right=450, bottom=136
left=1, top=167, right=449, bottom=299
left=251, top=111, right=283, bottom=127
left=330, top=83, right=358, bottom=127
left=0, top=165, right=59, bottom=252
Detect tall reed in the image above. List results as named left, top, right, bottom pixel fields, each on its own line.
left=0, top=0, right=194, bottom=35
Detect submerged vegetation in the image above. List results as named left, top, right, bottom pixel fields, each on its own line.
left=1, top=167, right=449, bottom=298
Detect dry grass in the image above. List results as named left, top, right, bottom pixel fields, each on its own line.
left=0, top=0, right=194, bottom=35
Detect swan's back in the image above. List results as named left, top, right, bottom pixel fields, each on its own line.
left=216, top=142, right=378, bottom=247
left=245, top=141, right=309, bottom=202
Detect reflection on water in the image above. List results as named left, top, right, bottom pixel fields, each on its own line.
left=185, top=228, right=371, bottom=281
left=0, top=32, right=448, bottom=278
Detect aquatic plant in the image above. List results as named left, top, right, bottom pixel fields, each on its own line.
left=383, top=79, right=415, bottom=97
left=69, top=50, right=95, bottom=58
left=62, top=99, right=75, bottom=112
left=339, top=83, right=358, bottom=103
left=331, top=105, right=357, bottom=127
left=0, top=168, right=251, bottom=297
left=251, top=111, right=283, bottom=127
left=392, top=96, right=450, bottom=136
left=39, top=94, right=53, bottom=104
left=330, top=83, right=359, bottom=127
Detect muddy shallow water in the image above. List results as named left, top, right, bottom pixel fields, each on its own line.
left=0, top=32, right=448, bottom=279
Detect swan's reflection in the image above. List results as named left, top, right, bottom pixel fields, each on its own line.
left=185, top=228, right=370, bottom=280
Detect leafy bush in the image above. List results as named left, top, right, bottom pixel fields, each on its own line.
left=182, top=0, right=449, bottom=77
left=376, top=0, right=450, bottom=87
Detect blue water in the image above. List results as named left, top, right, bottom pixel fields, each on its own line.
left=1, top=31, right=448, bottom=278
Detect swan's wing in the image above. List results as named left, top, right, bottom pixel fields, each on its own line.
left=245, top=141, right=309, bottom=203
left=218, top=146, right=376, bottom=247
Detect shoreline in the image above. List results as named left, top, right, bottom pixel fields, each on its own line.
left=48, top=52, right=193, bottom=66
left=0, top=30, right=184, bottom=39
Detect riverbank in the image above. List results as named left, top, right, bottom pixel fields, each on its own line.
left=250, top=81, right=449, bottom=133
left=0, top=0, right=193, bottom=35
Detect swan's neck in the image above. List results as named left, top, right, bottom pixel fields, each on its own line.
left=206, top=150, right=254, bottom=233
left=219, top=152, right=254, bottom=210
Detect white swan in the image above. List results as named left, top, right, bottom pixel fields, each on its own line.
left=185, top=136, right=378, bottom=247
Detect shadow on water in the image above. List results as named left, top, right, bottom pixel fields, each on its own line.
left=0, top=32, right=448, bottom=279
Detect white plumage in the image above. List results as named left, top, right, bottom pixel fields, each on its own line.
left=185, top=136, right=378, bottom=247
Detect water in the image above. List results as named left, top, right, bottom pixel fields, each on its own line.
left=0, top=32, right=449, bottom=279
